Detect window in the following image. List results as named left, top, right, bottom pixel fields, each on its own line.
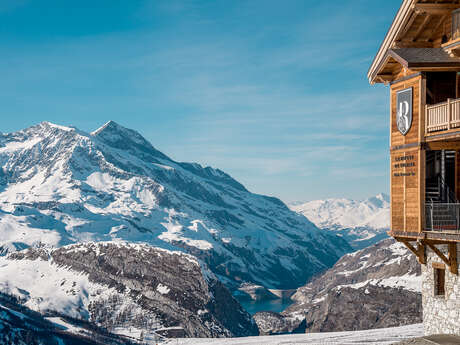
left=435, top=267, right=446, bottom=296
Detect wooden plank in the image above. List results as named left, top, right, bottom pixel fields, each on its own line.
left=426, top=128, right=460, bottom=139
left=414, top=3, right=460, bottom=15
left=412, top=14, right=432, bottom=41
left=398, top=12, right=418, bottom=39
left=449, top=243, right=458, bottom=275
left=426, top=141, right=460, bottom=150
left=432, top=261, right=446, bottom=269
left=390, top=86, right=393, bottom=233
left=426, top=14, right=449, bottom=41
left=424, top=231, right=460, bottom=243
left=393, top=231, right=425, bottom=239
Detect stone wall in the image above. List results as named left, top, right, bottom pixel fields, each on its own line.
left=422, top=244, right=460, bottom=335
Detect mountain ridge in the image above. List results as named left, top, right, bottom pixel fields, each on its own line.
left=0, top=121, right=351, bottom=291
left=289, top=194, right=389, bottom=249
left=254, top=238, right=422, bottom=335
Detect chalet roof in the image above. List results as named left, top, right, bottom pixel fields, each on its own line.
left=389, top=48, right=460, bottom=68
left=368, top=0, right=460, bottom=84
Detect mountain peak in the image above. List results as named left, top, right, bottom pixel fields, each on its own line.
left=365, top=193, right=390, bottom=208
left=92, top=120, right=152, bottom=147
left=91, top=120, right=171, bottom=162
left=39, top=121, right=74, bottom=132
left=91, top=120, right=123, bottom=136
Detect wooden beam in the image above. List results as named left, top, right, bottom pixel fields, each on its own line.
left=412, top=14, right=432, bottom=41
left=414, top=3, right=460, bottom=15
left=426, top=141, right=460, bottom=151
left=401, top=240, right=426, bottom=264
left=449, top=243, right=458, bottom=274
left=398, top=12, right=419, bottom=40
left=377, top=73, right=394, bottom=82
left=426, top=241, right=451, bottom=266
left=418, top=241, right=426, bottom=265
left=427, top=14, right=448, bottom=40
left=432, top=261, right=446, bottom=269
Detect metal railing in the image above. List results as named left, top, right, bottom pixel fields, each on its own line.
left=426, top=98, right=460, bottom=133
left=425, top=203, right=460, bottom=232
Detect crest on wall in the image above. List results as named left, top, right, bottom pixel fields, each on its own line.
left=396, top=88, right=413, bottom=136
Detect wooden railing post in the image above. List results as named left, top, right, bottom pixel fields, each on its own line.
left=425, top=104, right=428, bottom=134
left=448, top=98, right=452, bottom=130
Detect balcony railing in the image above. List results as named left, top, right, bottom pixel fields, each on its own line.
left=425, top=203, right=460, bottom=232
left=426, top=98, right=460, bottom=134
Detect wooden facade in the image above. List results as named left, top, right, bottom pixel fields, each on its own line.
left=369, top=0, right=460, bottom=273
left=390, top=75, right=423, bottom=235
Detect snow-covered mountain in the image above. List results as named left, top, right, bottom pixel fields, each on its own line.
left=0, top=242, right=257, bottom=339
left=289, top=194, right=390, bottom=249
left=0, top=292, right=137, bottom=345
left=253, top=238, right=421, bottom=335
left=0, top=121, right=350, bottom=292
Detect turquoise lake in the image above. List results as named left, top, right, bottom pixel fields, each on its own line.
left=237, top=298, right=294, bottom=315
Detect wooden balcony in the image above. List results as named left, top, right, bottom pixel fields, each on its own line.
left=426, top=98, right=460, bottom=135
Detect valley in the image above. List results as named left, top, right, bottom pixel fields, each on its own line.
left=0, top=121, right=417, bottom=343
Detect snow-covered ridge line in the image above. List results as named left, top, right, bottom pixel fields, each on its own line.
left=0, top=120, right=351, bottom=291
left=289, top=193, right=390, bottom=249
left=289, top=193, right=389, bottom=230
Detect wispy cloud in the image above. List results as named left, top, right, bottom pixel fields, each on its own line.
left=0, top=0, right=395, bottom=202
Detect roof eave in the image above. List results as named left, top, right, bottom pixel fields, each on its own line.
left=368, top=0, right=416, bottom=84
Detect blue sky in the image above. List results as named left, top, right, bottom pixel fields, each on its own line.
left=0, top=0, right=401, bottom=202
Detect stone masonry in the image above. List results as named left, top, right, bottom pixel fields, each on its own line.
left=422, top=244, right=460, bottom=335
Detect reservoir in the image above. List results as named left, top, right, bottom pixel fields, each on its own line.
left=237, top=298, right=294, bottom=315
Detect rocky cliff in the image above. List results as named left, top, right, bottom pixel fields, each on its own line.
left=0, top=293, right=135, bottom=345
left=254, top=239, right=422, bottom=334
left=1, top=242, right=258, bottom=338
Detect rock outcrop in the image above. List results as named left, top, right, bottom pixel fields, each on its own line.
left=0, top=293, right=134, bottom=345
left=1, top=242, right=258, bottom=338
left=254, top=239, right=422, bottom=334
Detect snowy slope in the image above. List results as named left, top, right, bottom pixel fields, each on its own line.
left=174, top=323, right=423, bottom=345
left=0, top=242, right=258, bottom=338
left=0, top=121, right=351, bottom=291
left=278, top=238, right=422, bottom=333
left=290, top=194, right=390, bottom=249
left=0, top=293, right=134, bottom=345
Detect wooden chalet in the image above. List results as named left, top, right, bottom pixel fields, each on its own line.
left=369, top=0, right=460, bottom=335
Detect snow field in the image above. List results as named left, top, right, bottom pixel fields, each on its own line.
left=171, top=323, right=423, bottom=345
